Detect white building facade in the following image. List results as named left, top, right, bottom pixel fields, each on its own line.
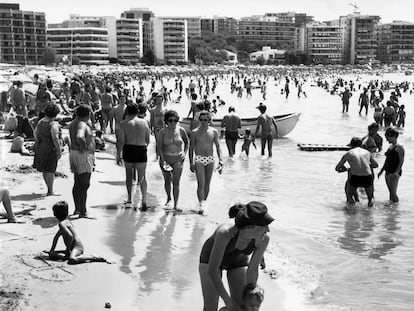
left=116, top=18, right=143, bottom=64
left=150, top=17, right=188, bottom=64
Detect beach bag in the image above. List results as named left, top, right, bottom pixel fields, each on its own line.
left=3, top=111, right=17, bottom=132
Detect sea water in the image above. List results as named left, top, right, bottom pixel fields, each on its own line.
left=105, top=72, right=414, bottom=310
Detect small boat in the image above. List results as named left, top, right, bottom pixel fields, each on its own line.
left=180, top=112, right=301, bottom=138
left=404, top=70, right=412, bottom=76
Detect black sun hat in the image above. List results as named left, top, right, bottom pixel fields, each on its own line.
left=233, top=201, right=275, bottom=228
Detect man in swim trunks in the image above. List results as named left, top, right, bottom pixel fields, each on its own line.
left=69, top=105, right=95, bottom=218
left=335, top=137, right=378, bottom=207
left=117, top=103, right=150, bottom=211
left=253, top=104, right=278, bottom=157
left=149, top=93, right=165, bottom=158
left=221, top=106, right=242, bottom=157
left=362, top=123, right=383, bottom=153
left=189, top=111, right=223, bottom=214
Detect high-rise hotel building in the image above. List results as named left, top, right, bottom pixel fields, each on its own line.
left=0, top=3, right=46, bottom=65
left=306, top=21, right=343, bottom=64
left=116, top=18, right=143, bottom=64
left=340, top=13, right=380, bottom=65
left=237, top=15, right=296, bottom=51
left=377, top=21, right=414, bottom=63
left=47, top=15, right=110, bottom=65
left=150, top=17, right=188, bottom=63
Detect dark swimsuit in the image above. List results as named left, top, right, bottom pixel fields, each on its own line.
left=349, top=175, right=374, bottom=188
left=199, top=231, right=256, bottom=270
left=384, top=145, right=402, bottom=176
left=123, top=145, right=147, bottom=163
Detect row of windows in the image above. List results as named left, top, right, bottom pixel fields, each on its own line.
left=0, top=13, right=44, bottom=21
left=1, top=48, right=43, bottom=54
left=48, top=37, right=108, bottom=42
left=48, top=30, right=107, bottom=35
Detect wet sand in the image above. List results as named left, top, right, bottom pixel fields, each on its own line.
left=0, top=134, right=288, bottom=311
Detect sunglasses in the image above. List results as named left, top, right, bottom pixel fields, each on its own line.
left=168, top=119, right=179, bottom=123
left=199, top=118, right=210, bottom=122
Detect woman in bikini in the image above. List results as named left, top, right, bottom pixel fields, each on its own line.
left=189, top=111, right=223, bottom=214
left=199, top=201, right=274, bottom=311
left=157, top=110, right=189, bottom=211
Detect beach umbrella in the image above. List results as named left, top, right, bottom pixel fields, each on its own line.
left=9, top=73, right=32, bottom=83
left=23, top=83, right=39, bottom=97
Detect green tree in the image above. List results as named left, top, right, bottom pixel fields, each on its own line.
left=71, top=56, right=81, bottom=65
left=41, top=47, right=56, bottom=65
left=141, top=50, right=155, bottom=65
left=255, top=55, right=266, bottom=66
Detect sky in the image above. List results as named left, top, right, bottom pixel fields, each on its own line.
left=3, top=0, right=414, bottom=24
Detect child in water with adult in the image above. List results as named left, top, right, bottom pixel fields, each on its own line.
left=48, top=201, right=107, bottom=264
left=378, top=127, right=405, bottom=203
left=199, top=201, right=274, bottom=311
left=219, top=283, right=265, bottom=311
left=240, top=128, right=257, bottom=157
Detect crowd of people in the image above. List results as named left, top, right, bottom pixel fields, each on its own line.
left=0, top=65, right=410, bottom=310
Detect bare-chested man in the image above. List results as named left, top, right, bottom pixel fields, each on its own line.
left=189, top=111, right=222, bottom=214
left=335, top=137, right=378, bottom=207
left=149, top=93, right=165, bottom=158
left=253, top=104, right=278, bottom=157
left=113, top=94, right=126, bottom=155
left=117, top=103, right=150, bottom=211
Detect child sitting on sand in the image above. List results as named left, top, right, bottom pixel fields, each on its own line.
left=240, top=128, right=257, bottom=157
left=48, top=201, right=107, bottom=265
left=0, top=188, right=17, bottom=223
left=94, top=130, right=106, bottom=151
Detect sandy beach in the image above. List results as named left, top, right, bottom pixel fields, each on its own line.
left=0, top=133, right=288, bottom=311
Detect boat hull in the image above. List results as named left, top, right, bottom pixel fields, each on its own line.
left=179, top=112, right=301, bottom=138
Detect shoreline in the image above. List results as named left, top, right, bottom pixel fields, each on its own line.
left=0, top=134, right=289, bottom=311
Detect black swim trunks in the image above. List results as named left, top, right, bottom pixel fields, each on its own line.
left=123, top=145, right=147, bottom=163
left=349, top=175, right=373, bottom=188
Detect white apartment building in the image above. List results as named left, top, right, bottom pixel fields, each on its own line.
left=340, top=13, right=380, bottom=65
left=306, top=21, right=343, bottom=64
left=116, top=18, right=143, bottom=64
left=150, top=17, right=188, bottom=64
left=162, top=17, right=201, bottom=38
left=47, top=27, right=109, bottom=65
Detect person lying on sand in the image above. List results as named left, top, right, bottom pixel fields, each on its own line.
left=0, top=188, right=17, bottom=223
left=48, top=201, right=108, bottom=265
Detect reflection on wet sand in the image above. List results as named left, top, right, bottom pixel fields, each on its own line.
left=106, top=208, right=149, bottom=274
left=369, top=207, right=401, bottom=259
left=338, top=203, right=402, bottom=259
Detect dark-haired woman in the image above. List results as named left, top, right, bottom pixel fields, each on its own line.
left=156, top=110, right=189, bottom=211
left=34, top=103, right=62, bottom=196
left=199, top=202, right=274, bottom=311
left=378, top=127, right=404, bottom=202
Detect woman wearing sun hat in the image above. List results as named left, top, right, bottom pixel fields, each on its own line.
left=199, top=201, right=274, bottom=311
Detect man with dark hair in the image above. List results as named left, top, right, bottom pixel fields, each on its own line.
left=117, top=103, right=150, bottom=210
left=253, top=104, right=278, bottom=157
left=221, top=106, right=241, bottom=157
left=69, top=105, right=95, bottom=218
left=362, top=123, right=383, bottom=153
left=335, top=137, right=378, bottom=207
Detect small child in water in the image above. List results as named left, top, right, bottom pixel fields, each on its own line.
left=397, top=105, right=406, bottom=128
left=240, top=128, right=257, bottom=157
left=48, top=201, right=107, bottom=264
left=219, top=283, right=264, bottom=311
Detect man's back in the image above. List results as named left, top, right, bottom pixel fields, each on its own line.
left=258, top=114, right=274, bottom=135
left=122, top=117, right=149, bottom=146
left=345, top=147, right=373, bottom=176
